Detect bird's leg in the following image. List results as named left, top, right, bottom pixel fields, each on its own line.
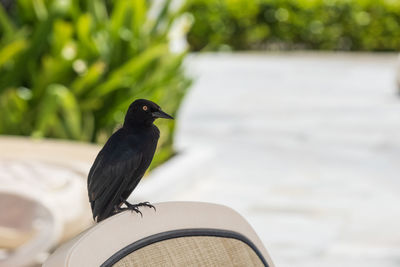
left=113, top=204, right=128, bottom=214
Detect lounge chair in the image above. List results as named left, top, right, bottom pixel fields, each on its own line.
left=43, top=201, right=274, bottom=266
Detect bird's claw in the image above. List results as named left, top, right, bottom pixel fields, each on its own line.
left=122, top=200, right=156, bottom=216
left=129, top=207, right=143, bottom=217
left=137, top=201, right=157, bottom=211
left=121, top=203, right=142, bottom=217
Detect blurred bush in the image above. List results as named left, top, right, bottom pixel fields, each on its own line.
left=186, top=0, right=400, bottom=51
left=0, top=0, right=191, bottom=169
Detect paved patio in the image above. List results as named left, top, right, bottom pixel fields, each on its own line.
left=135, top=53, right=400, bottom=267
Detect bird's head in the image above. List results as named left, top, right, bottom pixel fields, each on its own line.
left=123, top=99, right=174, bottom=128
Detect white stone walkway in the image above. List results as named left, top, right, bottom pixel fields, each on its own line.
left=135, top=53, right=400, bottom=267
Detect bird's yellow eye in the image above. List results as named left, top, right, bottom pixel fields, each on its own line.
left=143, top=106, right=148, bottom=111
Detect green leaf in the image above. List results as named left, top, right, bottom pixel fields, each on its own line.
left=0, top=39, right=28, bottom=68
left=71, top=61, right=106, bottom=95
left=76, top=13, right=98, bottom=53
left=35, top=84, right=81, bottom=139
left=0, top=88, right=29, bottom=134
left=92, top=44, right=168, bottom=97
left=0, top=4, right=15, bottom=38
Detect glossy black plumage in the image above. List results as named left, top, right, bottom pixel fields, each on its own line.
left=87, top=99, right=173, bottom=222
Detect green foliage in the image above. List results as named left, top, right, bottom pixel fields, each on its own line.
left=0, top=0, right=191, bottom=169
left=186, top=0, right=400, bottom=51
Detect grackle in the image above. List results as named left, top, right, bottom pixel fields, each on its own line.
left=87, top=99, right=173, bottom=222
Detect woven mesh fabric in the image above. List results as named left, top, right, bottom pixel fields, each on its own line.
left=113, top=235, right=264, bottom=267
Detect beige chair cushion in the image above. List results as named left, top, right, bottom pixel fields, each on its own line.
left=114, top=235, right=264, bottom=267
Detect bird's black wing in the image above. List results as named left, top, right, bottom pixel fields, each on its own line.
left=87, top=141, right=142, bottom=222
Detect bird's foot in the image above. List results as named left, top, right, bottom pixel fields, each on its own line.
left=135, top=201, right=157, bottom=211
left=122, top=200, right=156, bottom=217
left=117, top=203, right=142, bottom=217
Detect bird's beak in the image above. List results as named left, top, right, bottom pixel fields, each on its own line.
left=152, top=110, right=174, bottom=120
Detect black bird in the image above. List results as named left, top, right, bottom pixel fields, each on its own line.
left=87, top=99, right=173, bottom=222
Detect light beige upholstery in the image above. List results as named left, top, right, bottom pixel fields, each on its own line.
left=43, top=201, right=274, bottom=267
